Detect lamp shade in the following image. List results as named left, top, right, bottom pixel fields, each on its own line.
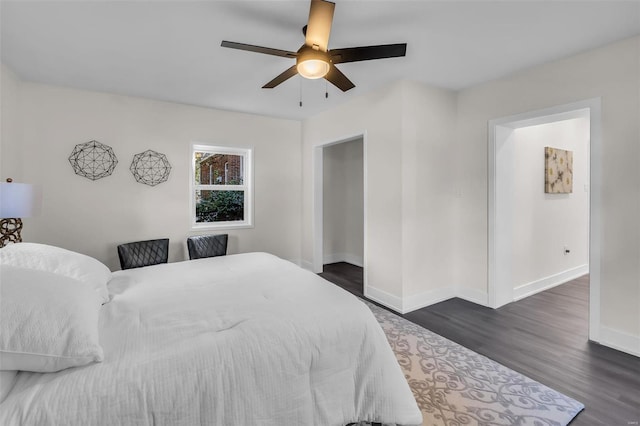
left=0, top=182, right=42, bottom=218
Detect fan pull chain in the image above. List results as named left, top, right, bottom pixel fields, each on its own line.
left=299, top=77, right=303, bottom=107
left=325, top=80, right=328, bottom=99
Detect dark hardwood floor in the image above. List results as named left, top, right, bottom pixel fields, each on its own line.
left=320, top=262, right=640, bottom=426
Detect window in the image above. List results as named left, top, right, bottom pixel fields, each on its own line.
left=191, top=144, right=253, bottom=229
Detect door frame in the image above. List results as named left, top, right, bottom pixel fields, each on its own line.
left=312, top=132, right=367, bottom=290
left=487, top=98, right=602, bottom=342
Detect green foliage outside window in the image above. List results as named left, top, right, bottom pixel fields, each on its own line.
left=196, top=191, right=244, bottom=222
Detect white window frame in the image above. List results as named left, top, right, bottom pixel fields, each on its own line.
left=190, top=143, right=253, bottom=230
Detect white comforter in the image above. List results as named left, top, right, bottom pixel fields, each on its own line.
left=1, top=252, right=421, bottom=426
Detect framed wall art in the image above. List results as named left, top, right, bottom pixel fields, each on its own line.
left=544, top=146, right=573, bottom=194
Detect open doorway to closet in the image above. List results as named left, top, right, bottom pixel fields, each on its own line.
left=314, top=135, right=365, bottom=297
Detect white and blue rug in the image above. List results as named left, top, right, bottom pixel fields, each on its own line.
left=364, top=300, right=584, bottom=426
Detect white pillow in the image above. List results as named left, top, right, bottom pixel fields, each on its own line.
left=0, top=265, right=104, bottom=373
left=0, top=242, right=111, bottom=303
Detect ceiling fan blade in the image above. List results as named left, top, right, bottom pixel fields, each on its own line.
left=305, top=0, right=335, bottom=51
left=221, top=41, right=297, bottom=58
left=330, top=43, right=407, bottom=64
left=324, top=65, right=355, bottom=92
left=262, top=65, right=299, bottom=89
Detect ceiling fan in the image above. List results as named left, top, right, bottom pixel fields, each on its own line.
left=221, top=0, right=407, bottom=92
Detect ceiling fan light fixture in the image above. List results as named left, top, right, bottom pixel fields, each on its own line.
left=221, top=0, right=406, bottom=92
left=297, top=59, right=330, bottom=79
left=296, top=48, right=330, bottom=79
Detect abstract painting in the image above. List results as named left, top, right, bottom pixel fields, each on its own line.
left=545, top=146, right=573, bottom=193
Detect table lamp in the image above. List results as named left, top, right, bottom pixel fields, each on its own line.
left=0, top=178, right=42, bottom=247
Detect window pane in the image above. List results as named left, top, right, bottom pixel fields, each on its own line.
left=195, top=190, right=245, bottom=223
left=194, top=152, right=244, bottom=185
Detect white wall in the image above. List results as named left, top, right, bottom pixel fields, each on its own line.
left=323, top=138, right=363, bottom=267
left=455, top=36, right=639, bottom=353
left=303, top=82, right=403, bottom=300
left=511, top=117, right=590, bottom=297
left=0, top=65, right=23, bottom=184
left=400, top=82, right=459, bottom=309
left=1, top=72, right=303, bottom=270
left=303, top=80, right=458, bottom=312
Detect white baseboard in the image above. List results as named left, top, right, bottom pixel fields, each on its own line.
left=401, top=286, right=489, bottom=314
left=598, top=326, right=640, bottom=357
left=513, top=264, right=589, bottom=301
left=366, top=285, right=460, bottom=315
left=402, top=287, right=457, bottom=314
left=364, top=285, right=403, bottom=314
left=323, top=252, right=364, bottom=268
left=456, top=286, right=489, bottom=306
left=298, top=259, right=314, bottom=271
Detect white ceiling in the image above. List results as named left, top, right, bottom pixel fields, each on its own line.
left=2, top=1, right=639, bottom=120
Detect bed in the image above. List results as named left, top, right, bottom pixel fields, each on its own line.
left=0, top=244, right=422, bottom=426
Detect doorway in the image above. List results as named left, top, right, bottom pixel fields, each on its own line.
left=488, top=98, right=602, bottom=342
left=312, top=133, right=367, bottom=295
left=322, top=138, right=364, bottom=266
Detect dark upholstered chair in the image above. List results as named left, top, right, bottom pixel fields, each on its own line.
left=187, top=234, right=228, bottom=260
left=117, top=238, right=169, bottom=270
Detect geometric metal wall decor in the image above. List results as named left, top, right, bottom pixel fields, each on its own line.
left=68, top=140, right=118, bottom=181
left=129, top=150, right=172, bottom=186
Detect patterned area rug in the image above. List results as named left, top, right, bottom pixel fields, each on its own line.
left=363, top=300, right=584, bottom=426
